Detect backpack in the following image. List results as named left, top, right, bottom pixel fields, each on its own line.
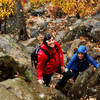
left=31, top=44, right=59, bottom=68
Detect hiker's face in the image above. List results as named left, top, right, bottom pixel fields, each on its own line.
left=78, top=52, right=85, bottom=60
left=46, top=37, right=55, bottom=48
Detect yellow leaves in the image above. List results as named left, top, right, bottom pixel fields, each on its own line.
left=30, top=0, right=98, bottom=17
left=30, top=0, right=40, bottom=8
left=0, top=0, right=16, bottom=19
left=40, top=0, right=47, bottom=4
left=90, top=0, right=95, bottom=4
left=8, top=24, right=10, bottom=27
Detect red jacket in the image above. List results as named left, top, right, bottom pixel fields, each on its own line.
left=37, top=41, right=64, bottom=80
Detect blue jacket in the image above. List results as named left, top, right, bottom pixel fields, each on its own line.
left=66, top=45, right=99, bottom=72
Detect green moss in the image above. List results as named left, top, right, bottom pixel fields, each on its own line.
left=11, top=42, right=18, bottom=48
left=0, top=70, right=2, bottom=75
left=23, top=48, right=28, bottom=54
left=25, top=69, right=32, bottom=82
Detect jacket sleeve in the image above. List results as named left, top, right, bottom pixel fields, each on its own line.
left=55, top=41, right=64, bottom=66
left=36, top=50, right=47, bottom=80
left=66, top=54, right=77, bottom=70
left=86, top=54, right=99, bottom=68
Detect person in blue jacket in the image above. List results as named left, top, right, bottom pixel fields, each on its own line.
left=56, top=45, right=99, bottom=88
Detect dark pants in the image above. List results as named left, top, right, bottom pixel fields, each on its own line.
left=57, top=70, right=79, bottom=87
left=43, top=67, right=62, bottom=86
left=43, top=69, right=79, bottom=87
left=72, top=70, right=79, bottom=81
left=43, top=73, right=53, bottom=86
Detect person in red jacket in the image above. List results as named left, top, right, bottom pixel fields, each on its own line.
left=37, top=33, right=65, bottom=86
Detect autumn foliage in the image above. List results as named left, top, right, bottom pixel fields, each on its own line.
left=0, top=0, right=16, bottom=20
left=30, top=0, right=99, bottom=17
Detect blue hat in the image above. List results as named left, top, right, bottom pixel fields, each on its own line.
left=77, top=45, right=87, bottom=54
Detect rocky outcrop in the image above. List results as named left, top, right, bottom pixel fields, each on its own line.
left=0, top=34, right=67, bottom=100
left=0, top=34, right=30, bottom=65
left=61, top=15, right=100, bottom=43
left=0, top=34, right=30, bottom=81
left=0, top=78, right=36, bottom=100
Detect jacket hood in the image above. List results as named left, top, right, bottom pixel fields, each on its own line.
left=77, top=45, right=87, bottom=54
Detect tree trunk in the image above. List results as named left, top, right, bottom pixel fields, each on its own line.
left=15, top=0, right=28, bottom=41
left=0, top=19, right=1, bottom=32
left=4, top=16, right=7, bottom=34
left=76, top=13, right=80, bottom=19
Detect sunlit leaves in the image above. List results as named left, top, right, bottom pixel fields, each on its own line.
left=30, top=0, right=40, bottom=8
left=30, top=0, right=98, bottom=17
left=0, top=0, right=16, bottom=20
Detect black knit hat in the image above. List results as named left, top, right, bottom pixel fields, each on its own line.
left=43, top=34, right=53, bottom=46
